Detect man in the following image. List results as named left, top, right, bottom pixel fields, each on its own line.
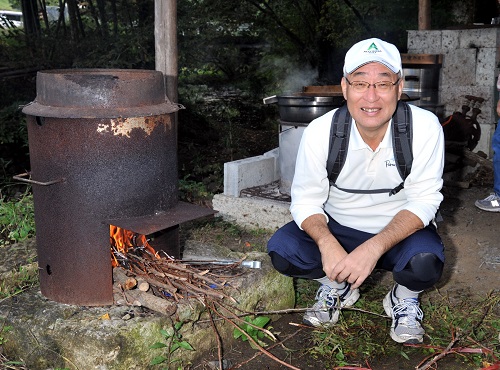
left=474, top=74, right=500, bottom=212
left=267, top=38, right=445, bottom=344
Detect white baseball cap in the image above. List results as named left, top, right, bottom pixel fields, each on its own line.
left=343, top=38, right=402, bottom=75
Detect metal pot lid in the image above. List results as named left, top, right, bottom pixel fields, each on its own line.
left=276, top=95, right=344, bottom=106
left=22, top=69, right=182, bottom=118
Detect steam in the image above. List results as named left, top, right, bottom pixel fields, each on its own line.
left=265, top=57, right=319, bottom=94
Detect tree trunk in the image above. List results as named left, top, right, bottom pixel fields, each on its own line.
left=95, top=0, right=109, bottom=38
left=66, top=0, right=81, bottom=40
left=21, top=0, right=40, bottom=36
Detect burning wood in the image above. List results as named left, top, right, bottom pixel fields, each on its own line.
left=110, top=225, right=159, bottom=268
left=110, top=226, right=243, bottom=315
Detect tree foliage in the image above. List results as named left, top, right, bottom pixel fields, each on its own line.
left=0, top=0, right=493, bottom=91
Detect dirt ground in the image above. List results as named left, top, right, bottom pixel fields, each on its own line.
left=192, top=183, right=499, bottom=370
left=0, top=185, right=497, bottom=369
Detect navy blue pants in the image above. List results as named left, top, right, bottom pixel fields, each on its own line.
left=267, top=215, right=445, bottom=291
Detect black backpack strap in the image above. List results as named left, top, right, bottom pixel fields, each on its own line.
left=326, top=104, right=351, bottom=184
left=392, top=100, right=413, bottom=180
left=326, top=101, right=413, bottom=196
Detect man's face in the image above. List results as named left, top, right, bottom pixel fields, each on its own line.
left=340, top=62, right=403, bottom=134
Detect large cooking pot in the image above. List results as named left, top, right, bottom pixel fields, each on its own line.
left=263, top=95, right=345, bottom=123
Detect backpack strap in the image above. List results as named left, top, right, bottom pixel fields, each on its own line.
left=326, top=104, right=350, bottom=184
left=392, top=101, right=413, bottom=180
left=326, top=101, right=413, bottom=196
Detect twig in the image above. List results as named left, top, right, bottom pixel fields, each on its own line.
left=415, top=328, right=463, bottom=370
left=209, top=301, right=301, bottom=370
left=195, top=305, right=389, bottom=324
left=206, top=298, right=224, bottom=370
left=230, top=328, right=304, bottom=369
left=216, top=301, right=277, bottom=341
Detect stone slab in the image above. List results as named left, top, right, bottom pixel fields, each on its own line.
left=212, top=193, right=292, bottom=231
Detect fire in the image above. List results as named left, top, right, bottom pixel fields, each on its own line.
left=110, top=225, right=159, bottom=267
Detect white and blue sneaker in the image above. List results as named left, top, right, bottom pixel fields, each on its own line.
left=383, top=285, right=425, bottom=344
left=475, top=193, right=500, bottom=212
left=303, top=284, right=360, bottom=327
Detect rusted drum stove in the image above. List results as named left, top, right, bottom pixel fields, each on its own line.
left=264, top=86, right=344, bottom=195
left=19, top=69, right=214, bottom=306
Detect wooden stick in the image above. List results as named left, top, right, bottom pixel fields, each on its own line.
left=415, top=329, right=462, bottom=370
left=209, top=301, right=301, bottom=370
left=122, top=289, right=177, bottom=316
left=136, top=278, right=150, bottom=292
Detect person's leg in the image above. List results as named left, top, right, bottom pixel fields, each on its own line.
left=267, top=216, right=376, bottom=276
left=267, top=217, right=445, bottom=336
left=267, top=220, right=361, bottom=326
left=379, top=226, right=444, bottom=344
left=492, top=120, right=500, bottom=196
left=475, top=120, right=500, bottom=211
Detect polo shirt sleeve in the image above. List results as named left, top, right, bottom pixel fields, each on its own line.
left=289, top=111, right=335, bottom=229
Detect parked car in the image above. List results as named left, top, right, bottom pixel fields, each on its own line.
left=0, top=10, right=23, bottom=28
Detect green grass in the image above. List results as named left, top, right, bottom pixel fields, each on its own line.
left=0, top=190, right=35, bottom=246
left=299, top=282, right=500, bottom=369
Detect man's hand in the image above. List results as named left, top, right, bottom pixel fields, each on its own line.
left=301, top=214, right=347, bottom=278
left=329, top=241, right=382, bottom=289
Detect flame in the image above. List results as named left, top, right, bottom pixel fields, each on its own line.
left=110, top=225, right=159, bottom=267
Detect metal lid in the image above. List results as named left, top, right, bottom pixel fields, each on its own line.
left=22, top=69, right=182, bottom=118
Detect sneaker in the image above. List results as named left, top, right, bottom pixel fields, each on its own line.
left=303, top=284, right=360, bottom=327
left=475, top=193, right=500, bottom=212
left=383, top=286, right=425, bottom=344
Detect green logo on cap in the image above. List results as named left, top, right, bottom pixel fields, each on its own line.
left=367, top=42, right=379, bottom=52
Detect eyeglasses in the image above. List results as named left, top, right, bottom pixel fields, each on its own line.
left=345, top=77, right=400, bottom=93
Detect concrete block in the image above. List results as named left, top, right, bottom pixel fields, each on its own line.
left=458, top=28, right=499, bottom=49
left=212, top=193, right=292, bottom=231
left=441, top=49, right=477, bottom=87
left=407, top=30, right=442, bottom=52
left=441, top=30, right=460, bottom=51
left=223, top=148, right=279, bottom=197
left=476, top=48, right=497, bottom=87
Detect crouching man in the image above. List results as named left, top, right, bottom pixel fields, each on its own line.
left=267, top=38, right=445, bottom=344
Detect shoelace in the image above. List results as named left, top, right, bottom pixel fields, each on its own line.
left=483, top=193, right=500, bottom=202
left=316, top=285, right=347, bottom=308
left=392, top=298, right=423, bottom=328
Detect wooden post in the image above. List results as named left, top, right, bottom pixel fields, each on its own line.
left=418, top=0, right=431, bottom=30
left=153, top=0, right=181, bottom=260
left=154, top=0, right=178, bottom=104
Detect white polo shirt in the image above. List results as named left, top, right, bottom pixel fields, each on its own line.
left=290, top=104, right=444, bottom=234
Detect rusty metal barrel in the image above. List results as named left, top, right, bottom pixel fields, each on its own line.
left=21, top=69, right=182, bottom=306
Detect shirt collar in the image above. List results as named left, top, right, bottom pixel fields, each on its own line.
left=350, top=118, right=393, bottom=151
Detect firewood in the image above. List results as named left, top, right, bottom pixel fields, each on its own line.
left=136, top=278, right=150, bottom=292
left=123, top=289, right=177, bottom=316
left=113, top=267, right=137, bottom=290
